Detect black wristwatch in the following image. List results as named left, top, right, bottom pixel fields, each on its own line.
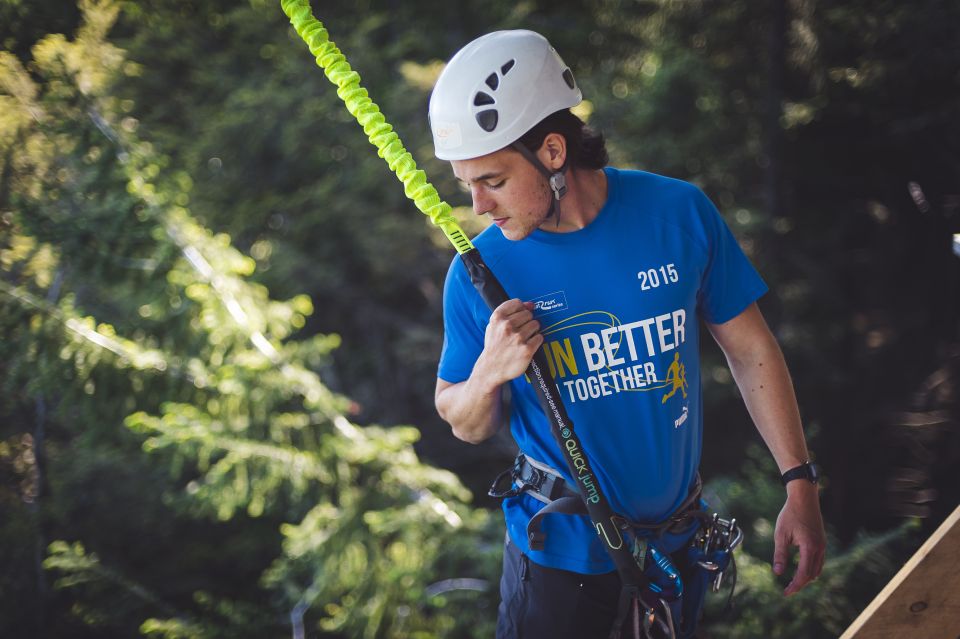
left=780, top=461, right=820, bottom=486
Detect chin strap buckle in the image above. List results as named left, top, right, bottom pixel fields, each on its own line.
left=549, top=171, right=567, bottom=200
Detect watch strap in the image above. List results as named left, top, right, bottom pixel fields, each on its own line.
left=781, top=461, right=819, bottom=485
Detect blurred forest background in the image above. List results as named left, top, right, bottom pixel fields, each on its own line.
left=1, top=0, right=958, bottom=637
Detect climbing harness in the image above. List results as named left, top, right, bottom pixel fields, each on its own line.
left=489, top=453, right=743, bottom=638
left=489, top=454, right=704, bottom=551
left=279, top=4, right=735, bottom=636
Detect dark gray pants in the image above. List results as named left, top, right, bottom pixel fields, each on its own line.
left=496, top=535, right=622, bottom=639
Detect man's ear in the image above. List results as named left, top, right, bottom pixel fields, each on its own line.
left=539, top=132, right=567, bottom=170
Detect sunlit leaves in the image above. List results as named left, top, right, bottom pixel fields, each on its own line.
left=2, top=2, right=497, bottom=637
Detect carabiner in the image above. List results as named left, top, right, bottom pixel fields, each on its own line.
left=641, top=597, right=676, bottom=639
left=487, top=466, right=520, bottom=499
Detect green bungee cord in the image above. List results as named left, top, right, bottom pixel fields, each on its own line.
left=280, top=5, right=675, bottom=634
left=280, top=0, right=474, bottom=255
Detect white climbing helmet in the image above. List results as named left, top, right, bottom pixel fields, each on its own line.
left=429, top=30, right=582, bottom=161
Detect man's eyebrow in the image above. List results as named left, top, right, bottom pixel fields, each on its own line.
left=456, top=171, right=503, bottom=184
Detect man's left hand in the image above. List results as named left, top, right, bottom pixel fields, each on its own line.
left=772, top=481, right=826, bottom=596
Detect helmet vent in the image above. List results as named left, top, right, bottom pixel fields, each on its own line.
left=485, top=73, right=499, bottom=90
left=562, top=68, right=575, bottom=89
left=500, top=59, right=515, bottom=75
left=473, top=91, right=495, bottom=106
left=476, top=109, right=499, bottom=132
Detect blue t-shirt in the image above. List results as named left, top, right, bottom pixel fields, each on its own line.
left=438, top=167, right=767, bottom=574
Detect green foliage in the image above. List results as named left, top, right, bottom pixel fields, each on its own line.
left=1, top=2, right=499, bottom=637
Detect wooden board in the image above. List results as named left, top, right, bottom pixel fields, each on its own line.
left=841, top=504, right=960, bottom=638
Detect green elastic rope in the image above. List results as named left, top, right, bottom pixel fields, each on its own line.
left=281, top=0, right=474, bottom=254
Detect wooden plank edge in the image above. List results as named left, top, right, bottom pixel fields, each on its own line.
left=839, top=503, right=960, bottom=638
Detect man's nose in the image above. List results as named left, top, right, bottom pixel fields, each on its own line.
left=471, top=187, right=494, bottom=216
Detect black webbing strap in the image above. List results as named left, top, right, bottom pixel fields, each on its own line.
left=612, top=587, right=642, bottom=639
left=528, top=495, right=585, bottom=551
left=459, top=249, right=660, bottom=613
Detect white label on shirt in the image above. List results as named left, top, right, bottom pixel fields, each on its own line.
left=529, top=290, right=569, bottom=317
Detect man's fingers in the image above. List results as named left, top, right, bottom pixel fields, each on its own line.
left=518, top=318, right=541, bottom=340
left=494, top=301, right=537, bottom=329
left=497, top=302, right=542, bottom=338
left=797, top=540, right=818, bottom=581
left=498, top=308, right=538, bottom=339
left=492, top=298, right=527, bottom=319
left=811, top=547, right=826, bottom=582
left=509, top=312, right=536, bottom=331
left=772, top=534, right=788, bottom=576
left=784, top=546, right=816, bottom=596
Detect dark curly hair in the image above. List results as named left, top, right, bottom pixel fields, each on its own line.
left=516, top=109, right=608, bottom=170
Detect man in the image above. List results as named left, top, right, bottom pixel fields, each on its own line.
left=430, top=30, right=826, bottom=638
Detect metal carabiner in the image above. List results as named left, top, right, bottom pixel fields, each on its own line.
left=648, top=544, right=683, bottom=598
left=726, top=518, right=744, bottom=551
left=487, top=466, right=520, bottom=499
left=641, top=598, right=676, bottom=639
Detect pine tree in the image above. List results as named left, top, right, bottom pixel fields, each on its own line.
left=0, top=2, right=499, bottom=637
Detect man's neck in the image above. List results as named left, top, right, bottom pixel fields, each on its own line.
left=539, top=167, right=608, bottom=233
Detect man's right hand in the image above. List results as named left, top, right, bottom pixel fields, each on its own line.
left=476, top=299, right=543, bottom=385
left=435, top=299, right=542, bottom=444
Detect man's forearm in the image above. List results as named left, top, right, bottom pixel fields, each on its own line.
left=435, top=354, right=506, bottom=443
left=724, top=328, right=810, bottom=472
left=708, top=304, right=811, bottom=472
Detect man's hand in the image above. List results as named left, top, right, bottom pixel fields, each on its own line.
left=475, top=299, right=543, bottom=386
left=435, top=299, right=542, bottom=444
left=773, top=482, right=827, bottom=596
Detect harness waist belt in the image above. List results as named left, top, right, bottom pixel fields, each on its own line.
left=489, top=453, right=706, bottom=552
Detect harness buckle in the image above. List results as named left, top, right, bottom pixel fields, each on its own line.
left=487, top=456, right=525, bottom=499
left=515, top=455, right=548, bottom=493
left=488, top=453, right=572, bottom=502
left=549, top=172, right=567, bottom=200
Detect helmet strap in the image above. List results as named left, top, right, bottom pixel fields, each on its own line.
left=512, top=142, right=568, bottom=227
